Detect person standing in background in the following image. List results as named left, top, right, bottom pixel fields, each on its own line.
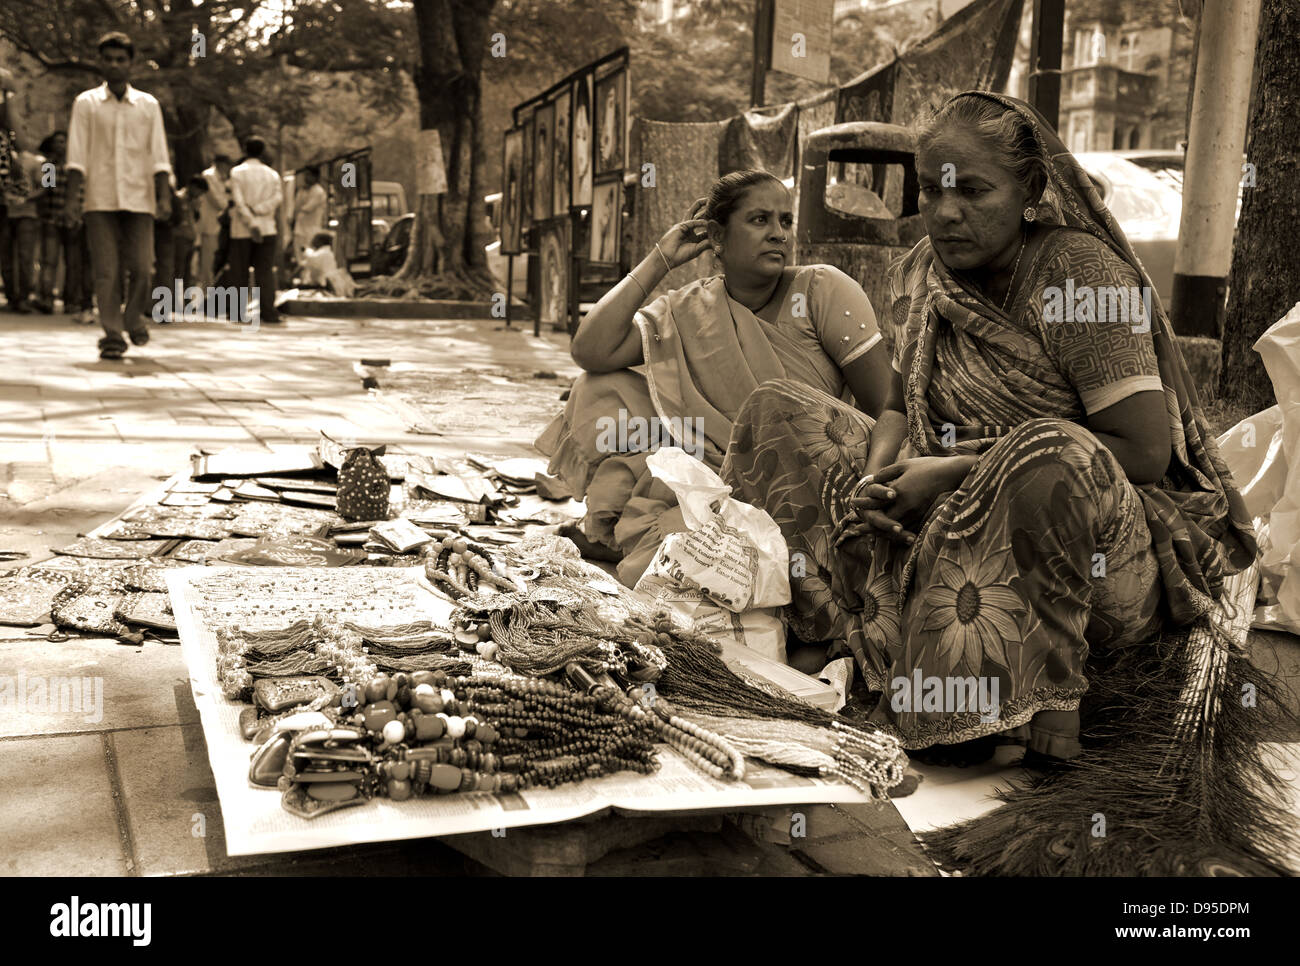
left=171, top=175, right=207, bottom=290
left=228, top=135, right=282, bottom=325
left=151, top=171, right=178, bottom=322
left=35, top=130, right=92, bottom=319
left=66, top=31, right=172, bottom=359
left=0, top=66, right=21, bottom=311
left=291, top=166, right=326, bottom=264
left=3, top=131, right=45, bottom=314
left=196, top=152, right=231, bottom=290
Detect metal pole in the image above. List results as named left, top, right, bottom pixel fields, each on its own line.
left=750, top=0, right=773, bottom=109
left=1027, top=0, right=1064, bottom=131
left=504, top=256, right=512, bottom=329
left=1170, top=0, right=1262, bottom=338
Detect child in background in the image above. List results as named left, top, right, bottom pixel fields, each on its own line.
left=299, top=230, right=355, bottom=297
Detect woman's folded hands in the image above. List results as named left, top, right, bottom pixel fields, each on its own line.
left=835, top=456, right=976, bottom=555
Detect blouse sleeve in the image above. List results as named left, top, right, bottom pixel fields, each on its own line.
left=1032, top=233, right=1164, bottom=414
left=808, top=264, right=882, bottom=368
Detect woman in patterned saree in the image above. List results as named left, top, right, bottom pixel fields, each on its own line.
left=722, top=92, right=1256, bottom=762
left=537, top=170, right=893, bottom=585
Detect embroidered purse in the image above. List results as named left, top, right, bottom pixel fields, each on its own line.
left=336, top=445, right=391, bottom=521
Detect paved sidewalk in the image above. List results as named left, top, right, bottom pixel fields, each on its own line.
left=0, top=309, right=581, bottom=875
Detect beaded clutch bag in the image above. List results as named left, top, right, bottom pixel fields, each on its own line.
left=49, top=583, right=130, bottom=636
left=0, top=569, right=77, bottom=626
left=54, top=536, right=179, bottom=560
left=115, top=591, right=177, bottom=631
left=337, top=446, right=391, bottom=521
left=122, top=560, right=190, bottom=593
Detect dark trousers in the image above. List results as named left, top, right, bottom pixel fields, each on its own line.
left=0, top=206, right=14, bottom=305
left=39, top=222, right=92, bottom=311
left=173, top=232, right=196, bottom=290
left=153, top=221, right=174, bottom=318
left=6, top=215, right=38, bottom=304
left=227, top=234, right=279, bottom=323
left=84, top=210, right=155, bottom=339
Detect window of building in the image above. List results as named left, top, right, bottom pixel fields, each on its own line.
left=1121, top=31, right=1141, bottom=70
left=1074, top=29, right=1095, bottom=67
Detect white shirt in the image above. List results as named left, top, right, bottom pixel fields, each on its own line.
left=197, top=165, right=229, bottom=235
left=229, top=158, right=282, bottom=239
left=293, top=182, right=327, bottom=245
left=65, top=82, right=171, bottom=215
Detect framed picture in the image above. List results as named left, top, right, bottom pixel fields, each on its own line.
left=537, top=217, right=570, bottom=328
left=500, top=127, right=525, bottom=255
left=519, top=115, right=535, bottom=236
left=551, top=88, right=571, bottom=217
left=593, top=67, right=627, bottom=176
left=588, top=176, right=621, bottom=266
left=532, top=101, right=554, bottom=225
left=571, top=74, right=594, bottom=208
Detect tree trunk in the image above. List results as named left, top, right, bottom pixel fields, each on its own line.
left=1219, top=0, right=1299, bottom=412
left=396, top=0, right=498, bottom=298
left=171, top=94, right=210, bottom=184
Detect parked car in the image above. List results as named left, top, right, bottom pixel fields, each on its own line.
left=370, top=181, right=408, bottom=242
left=373, top=194, right=530, bottom=301
left=1072, top=149, right=1246, bottom=309
left=372, top=213, right=414, bottom=277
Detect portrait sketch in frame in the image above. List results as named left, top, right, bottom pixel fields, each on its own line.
left=593, top=67, right=627, bottom=177
left=532, top=101, right=554, bottom=224
left=571, top=74, right=594, bottom=207
left=551, top=88, right=571, bottom=217
left=588, top=176, right=621, bottom=266
left=500, top=127, right=524, bottom=255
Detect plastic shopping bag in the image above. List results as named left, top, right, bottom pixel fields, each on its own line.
left=636, top=447, right=791, bottom=611
left=1218, top=302, right=1300, bottom=633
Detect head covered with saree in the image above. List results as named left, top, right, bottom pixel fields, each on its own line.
left=887, top=91, right=1255, bottom=624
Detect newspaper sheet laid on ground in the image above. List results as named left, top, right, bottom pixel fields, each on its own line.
left=169, top=566, right=870, bottom=856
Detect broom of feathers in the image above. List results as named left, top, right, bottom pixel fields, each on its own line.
left=920, top=564, right=1300, bottom=876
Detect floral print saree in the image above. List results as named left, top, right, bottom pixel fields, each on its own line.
left=721, top=93, right=1256, bottom=757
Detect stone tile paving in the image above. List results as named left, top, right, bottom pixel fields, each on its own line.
left=0, top=308, right=578, bottom=876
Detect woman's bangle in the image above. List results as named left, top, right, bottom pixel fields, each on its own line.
left=627, top=271, right=649, bottom=299
left=654, top=242, right=672, bottom=274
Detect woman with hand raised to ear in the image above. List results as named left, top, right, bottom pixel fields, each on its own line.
left=537, top=169, right=893, bottom=586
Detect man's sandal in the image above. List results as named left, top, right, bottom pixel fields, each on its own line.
left=98, top=338, right=127, bottom=360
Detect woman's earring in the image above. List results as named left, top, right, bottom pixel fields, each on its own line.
left=1023, top=207, right=1037, bottom=222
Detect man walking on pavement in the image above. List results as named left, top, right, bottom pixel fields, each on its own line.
left=66, top=31, right=172, bottom=359
left=228, top=136, right=282, bottom=325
